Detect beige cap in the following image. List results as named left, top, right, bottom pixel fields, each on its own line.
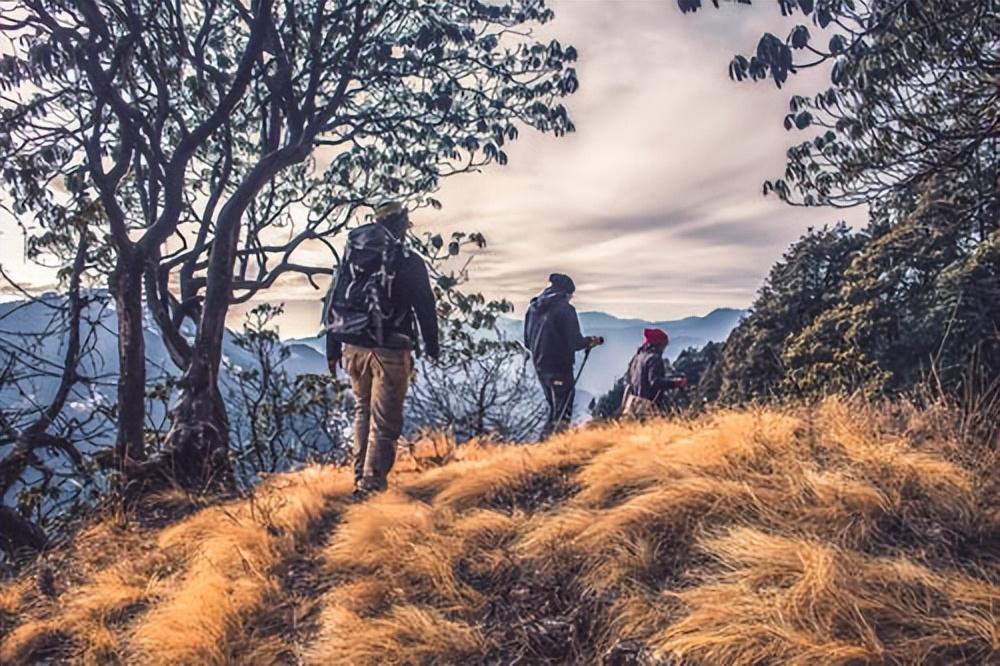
left=374, top=201, right=405, bottom=220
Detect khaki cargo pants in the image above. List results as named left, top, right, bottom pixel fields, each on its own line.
left=343, top=344, right=413, bottom=491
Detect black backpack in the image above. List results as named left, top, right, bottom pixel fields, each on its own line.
left=324, top=223, right=406, bottom=346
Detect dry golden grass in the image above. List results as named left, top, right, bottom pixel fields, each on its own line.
left=306, top=399, right=1000, bottom=664
left=0, top=517, right=168, bottom=665
left=2, top=398, right=998, bottom=665
left=127, top=467, right=352, bottom=664
left=0, top=578, right=27, bottom=618
left=0, top=466, right=353, bottom=665
left=652, top=527, right=999, bottom=664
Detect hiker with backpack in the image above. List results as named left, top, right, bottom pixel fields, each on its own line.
left=325, top=201, right=439, bottom=499
left=524, top=273, right=604, bottom=438
left=620, top=327, right=687, bottom=419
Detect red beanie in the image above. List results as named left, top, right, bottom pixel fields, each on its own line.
left=643, top=327, right=669, bottom=347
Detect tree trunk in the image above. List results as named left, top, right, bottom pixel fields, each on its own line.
left=166, top=347, right=233, bottom=490
left=162, top=143, right=310, bottom=489
left=111, top=248, right=147, bottom=472
left=0, top=505, right=46, bottom=558
left=163, top=194, right=246, bottom=491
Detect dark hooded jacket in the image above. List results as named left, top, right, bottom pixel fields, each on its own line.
left=524, top=285, right=588, bottom=377
left=625, top=345, right=673, bottom=400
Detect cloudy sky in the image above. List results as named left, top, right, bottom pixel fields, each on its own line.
left=2, top=0, right=866, bottom=338
left=436, top=1, right=868, bottom=306
left=255, top=0, right=865, bottom=337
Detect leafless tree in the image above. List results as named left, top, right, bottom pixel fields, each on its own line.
left=408, top=330, right=546, bottom=444
left=224, top=304, right=354, bottom=481
left=0, top=217, right=112, bottom=563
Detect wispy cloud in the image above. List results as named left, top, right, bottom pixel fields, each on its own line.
left=414, top=0, right=867, bottom=330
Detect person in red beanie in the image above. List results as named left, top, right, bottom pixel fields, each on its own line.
left=620, top=327, right=687, bottom=418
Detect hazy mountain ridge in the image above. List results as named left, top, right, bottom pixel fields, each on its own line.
left=291, top=307, right=745, bottom=396
left=567, top=307, right=744, bottom=394
left=0, top=296, right=742, bottom=446
left=0, top=293, right=323, bottom=510
left=0, top=295, right=738, bottom=522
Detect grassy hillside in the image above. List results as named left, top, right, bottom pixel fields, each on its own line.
left=1, top=400, right=998, bottom=665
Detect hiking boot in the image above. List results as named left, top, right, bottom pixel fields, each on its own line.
left=352, top=477, right=386, bottom=502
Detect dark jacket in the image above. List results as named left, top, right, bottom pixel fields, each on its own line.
left=524, top=286, right=588, bottom=377
left=326, top=247, right=439, bottom=361
left=625, top=345, right=674, bottom=400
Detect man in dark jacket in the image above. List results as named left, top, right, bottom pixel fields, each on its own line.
left=621, top=327, right=686, bottom=418
left=326, top=201, right=440, bottom=498
left=524, top=273, right=603, bottom=437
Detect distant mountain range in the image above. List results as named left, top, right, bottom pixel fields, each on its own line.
left=527, top=308, right=744, bottom=397
left=289, top=307, right=745, bottom=398
left=0, top=295, right=742, bottom=440
left=0, top=292, right=271, bottom=448
left=1, top=295, right=742, bottom=514
left=0, top=295, right=741, bottom=414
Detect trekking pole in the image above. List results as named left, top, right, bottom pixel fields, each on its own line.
left=575, top=347, right=592, bottom=386
left=555, top=347, right=592, bottom=427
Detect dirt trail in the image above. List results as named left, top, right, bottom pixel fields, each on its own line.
left=231, top=492, right=346, bottom=664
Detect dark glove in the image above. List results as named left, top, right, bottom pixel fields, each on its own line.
left=587, top=336, right=605, bottom=348
left=327, top=354, right=341, bottom=377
